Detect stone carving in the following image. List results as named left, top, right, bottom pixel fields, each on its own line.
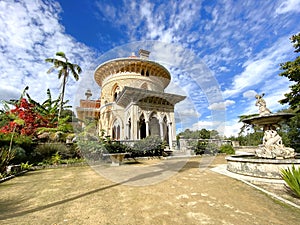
left=256, top=130, right=295, bottom=159
left=255, top=93, right=271, bottom=116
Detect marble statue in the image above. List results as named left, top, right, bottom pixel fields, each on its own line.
left=255, top=93, right=271, bottom=116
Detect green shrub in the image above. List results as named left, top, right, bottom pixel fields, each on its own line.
left=20, top=161, right=33, bottom=170
left=193, top=142, right=219, bottom=155
left=131, top=136, right=164, bottom=157
left=0, top=133, right=33, bottom=151
left=204, top=143, right=219, bottom=155
left=76, top=140, right=104, bottom=161
left=10, top=146, right=27, bottom=164
left=193, top=141, right=206, bottom=155
left=51, top=152, right=62, bottom=165
left=0, top=147, right=15, bottom=174
left=219, top=144, right=235, bottom=155
left=104, top=141, right=130, bottom=154
left=281, top=165, right=300, bottom=198
left=0, top=133, right=34, bottom=165
left=32, top=142, right=77, bottom=163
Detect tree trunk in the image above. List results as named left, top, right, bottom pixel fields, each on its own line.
left=58, top=72, right=67, bottom=121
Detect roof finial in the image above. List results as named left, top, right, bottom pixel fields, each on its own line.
left=85, top=89, right=92, bottom=100
left=139, top=49, right=150, bottom=59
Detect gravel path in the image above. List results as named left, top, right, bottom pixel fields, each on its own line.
left=0, top=156, right=299, bottom=225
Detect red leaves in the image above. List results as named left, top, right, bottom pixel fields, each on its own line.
left=0, top=98, right=55, bottom=136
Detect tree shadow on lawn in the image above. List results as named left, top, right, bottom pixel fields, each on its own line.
left=0, top=181, right=122, bottom=220
left=0, top=167, right=169, bottom=220
left=0, top=158, right=214, bottom=220
left=0, top=196, right=31, bottom=217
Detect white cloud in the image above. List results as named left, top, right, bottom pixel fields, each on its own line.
left=191, top=121, right=214, bottom=131
left=219, top=66, right=230, bottom=72
left=276, top=0, right=300, bottom=14
left=208, top=100, right=235, bottom=110
left=0, top=0, right=96, bottom=108
left=224, top=120, right=243, bottom=137
left=223, top=36, right=293, bottom=98
left=243, top=90, right=257, bottom=99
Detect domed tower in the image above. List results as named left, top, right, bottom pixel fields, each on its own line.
left=94, top=49, right=185, bottom=149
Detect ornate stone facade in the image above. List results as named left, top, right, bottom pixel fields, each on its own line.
left=77, top=49, right=185, bottom=149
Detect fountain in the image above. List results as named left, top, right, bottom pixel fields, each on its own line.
left=226, top=93, right=300, bottom=179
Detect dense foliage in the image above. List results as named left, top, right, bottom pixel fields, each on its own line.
left=219, top=144, right=235, bottom=155
left=229, top=131, right=264, bottom=147
left=279, top=33, right=300, bottom=112
left=178, top=128, right=220, bottom=139
left=0, top=87, right=78, bottom=174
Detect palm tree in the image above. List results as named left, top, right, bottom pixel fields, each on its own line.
left=45, top=52, right=82, bottom=120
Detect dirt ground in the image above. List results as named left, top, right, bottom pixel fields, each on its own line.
left=0, top=155, right=299, bottom=225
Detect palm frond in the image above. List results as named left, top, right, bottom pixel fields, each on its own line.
left=46, top=67, right=56, bottom=74
left=281, top=165, right=300, bottom=198
left=45, top=58, right=54, bottom=63
left=56, top=52, right=67, bottom=60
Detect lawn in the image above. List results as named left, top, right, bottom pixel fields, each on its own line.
left=1, top=156, right=300, bottom=225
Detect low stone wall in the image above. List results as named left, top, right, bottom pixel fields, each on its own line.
left=178, top=138, right=232, bottom=151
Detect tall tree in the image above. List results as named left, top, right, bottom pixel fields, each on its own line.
left=279, top=33, right=300, bottom=112
left=45, top=52, right=82, bottom=119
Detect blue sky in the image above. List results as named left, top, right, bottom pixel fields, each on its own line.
left=0, top=0, right=299, bottom=137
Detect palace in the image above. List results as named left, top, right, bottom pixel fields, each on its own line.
left=76, top=49, right=185, bottom=150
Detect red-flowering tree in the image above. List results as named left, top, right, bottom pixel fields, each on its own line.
left=0, top=98, right=53, bottom=136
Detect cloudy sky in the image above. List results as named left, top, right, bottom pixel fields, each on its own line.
left=0, top=0, right=299, bottom=137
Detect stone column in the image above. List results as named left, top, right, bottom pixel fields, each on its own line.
left=146, top=120, right=149, bottom=137
left=126, top=123, right=129, bottom=140
left=168, top=122, right=173, bottom=150
left=159, top=121, right=164, bottom=140
left=130, top=105, right=137, bottom=140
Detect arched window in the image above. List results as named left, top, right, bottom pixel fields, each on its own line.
left=114, top=92, right=118, bottom=101
left=112, top=85, right=121, bottom=101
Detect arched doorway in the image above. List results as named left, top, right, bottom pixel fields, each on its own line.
left=149, top=113, right=160, bottom=137
left=127, top=118, right=131, bottom=140
left=163, top=116, right=169, bottom=144
left=112, top=120, right=121, bottom=140
left=139, top=114, right=146, bottom=139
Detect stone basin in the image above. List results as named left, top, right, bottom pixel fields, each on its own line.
left=103, top=153, right=130, bottom=166
left=226, top=154, right=300, bottom=179
left=242, top=113, right=295, bottom=126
